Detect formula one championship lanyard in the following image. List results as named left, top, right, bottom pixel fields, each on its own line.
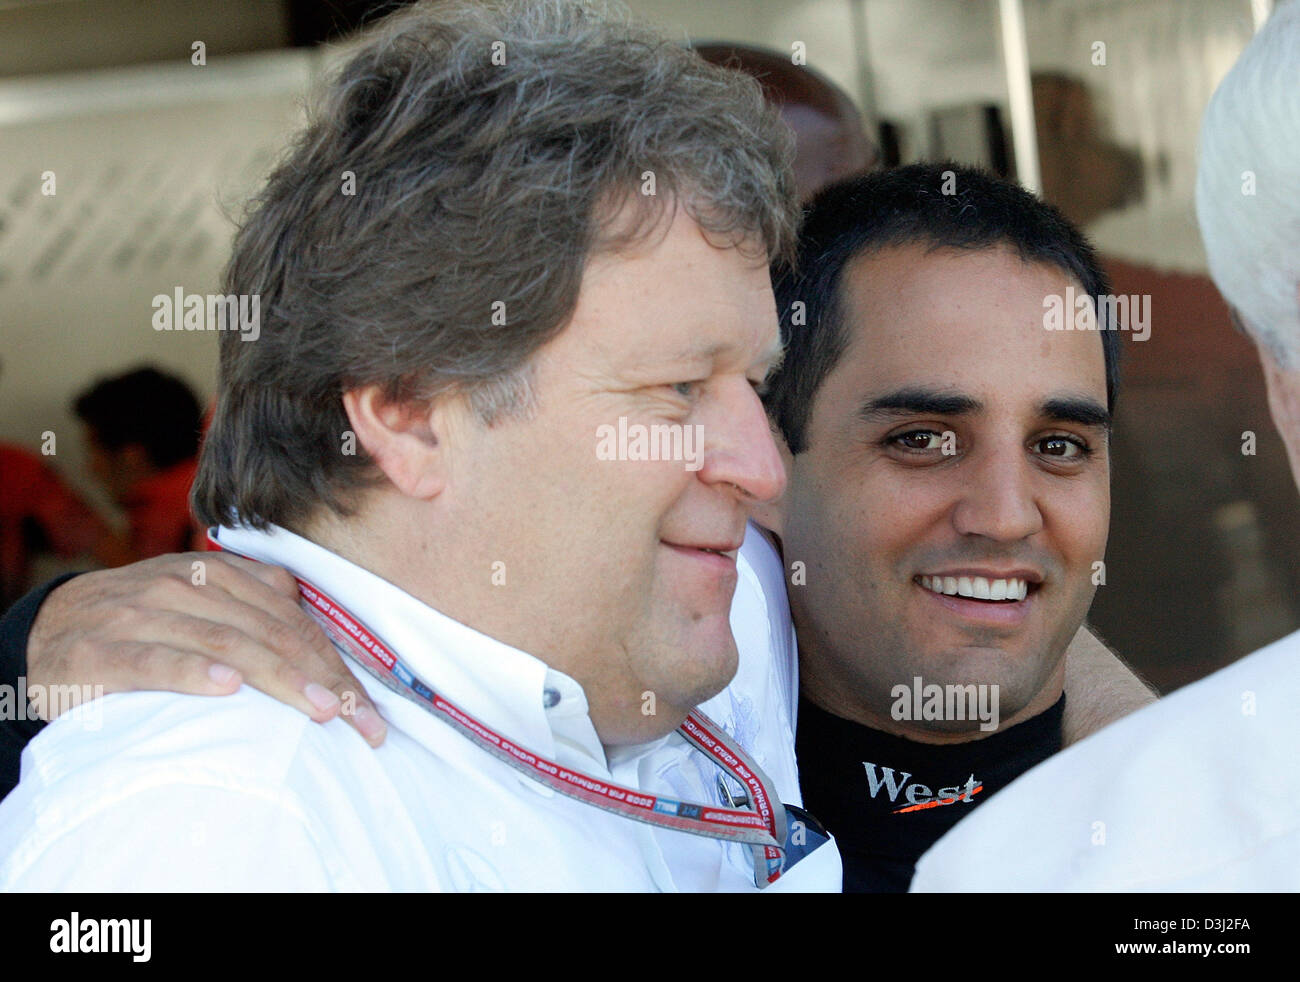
left=213, top=539, right=792, bottom=888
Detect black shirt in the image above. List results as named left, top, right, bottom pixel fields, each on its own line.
left=0, top=575, right=74, bottom=799
left=797, top=693, right=1065, bottom=892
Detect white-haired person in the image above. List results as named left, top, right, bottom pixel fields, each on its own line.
left=911, top=0, right=1300, bottom=891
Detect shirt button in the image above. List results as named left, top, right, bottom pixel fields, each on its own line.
left=542, top=687, right=561, bottom=709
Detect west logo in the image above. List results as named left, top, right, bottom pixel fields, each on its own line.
left=890, top=675, right=999, bottom=732
left=862, top=761, right=983, bottom=815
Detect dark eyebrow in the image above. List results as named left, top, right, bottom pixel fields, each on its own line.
left=857, top=387, right=982, bottom=422
left=1041, top=397, right=1112, bottom=431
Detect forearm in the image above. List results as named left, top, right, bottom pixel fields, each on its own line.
left=1061, top=623, right=1158, bottom=746
left=7, top=552, right=387, bottom=752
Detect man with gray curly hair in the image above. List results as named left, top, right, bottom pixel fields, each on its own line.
left=0, top=0, right=840, bottom=891
left=912, top=0, right=1300, bottom=891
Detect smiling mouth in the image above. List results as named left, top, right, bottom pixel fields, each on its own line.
left=915, top=574, right=1036, bottom=602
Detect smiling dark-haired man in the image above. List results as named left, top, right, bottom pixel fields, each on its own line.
left=762, top=162, right=1132, bottom=891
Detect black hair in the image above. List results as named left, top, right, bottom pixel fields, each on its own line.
left=768, top=162, right=1121, bottom=454
left=74, top=366, right=203, bottom=469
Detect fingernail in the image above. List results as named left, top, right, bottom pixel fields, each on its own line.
left=353, top=705, right=387, bottom=744
left=305, top=683, right=341, bottom=712
left=209, top=664, right=240, bottom=686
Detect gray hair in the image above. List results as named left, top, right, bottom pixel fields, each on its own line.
left=193, top=0, right=798, bottom=533
left=1195, top=0, right=1300, bottom=368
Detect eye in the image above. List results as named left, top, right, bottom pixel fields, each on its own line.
left=889, top=429, right=947, bottom=452
left=1034, top=435, right=1090, bottom=459
left=670, top=380, right=701, bottom=398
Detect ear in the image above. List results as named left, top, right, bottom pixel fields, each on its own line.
left=342, top=386, right=448, bottom=501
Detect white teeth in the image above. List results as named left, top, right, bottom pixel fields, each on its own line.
left=920, top=575, right=1030, bottom=601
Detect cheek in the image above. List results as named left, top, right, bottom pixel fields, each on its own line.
left=556, top=409, right=694, bottom=515
left=1045, top=479, right=1111, bottom=567
left=811, top=488, right=915, bottom=595
left=853, top=471, right=956, bottom=557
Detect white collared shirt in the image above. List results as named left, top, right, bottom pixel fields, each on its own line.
left=911, top=628, right=1300, bottom=891
left=0, top=521, right=840, bottom=892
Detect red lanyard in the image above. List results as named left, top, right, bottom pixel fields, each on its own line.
left=213, top=535, right=791, bottom=886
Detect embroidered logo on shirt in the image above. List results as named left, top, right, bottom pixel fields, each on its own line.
left=861, top=761, right=983, bottom=814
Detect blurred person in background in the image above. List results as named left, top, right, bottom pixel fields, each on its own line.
left=1, top=358, right=112, bottom=610
left=693, top=44, right=878, bottom=202
left=0, top=442, right=106, bottom=610
left=72, top=366, right=206, bottom=562
left=911, top=0, right=1300, bottom=890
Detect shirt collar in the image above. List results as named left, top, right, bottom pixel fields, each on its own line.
left=213, top=522, right=592, bottom=767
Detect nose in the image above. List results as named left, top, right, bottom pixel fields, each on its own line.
left=697, top=378, right=787, bottom=504
left=951, top=442, right=1043, bottom=542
